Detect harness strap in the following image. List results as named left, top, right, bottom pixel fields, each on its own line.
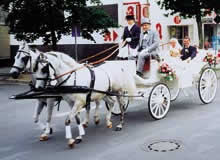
left=11, top=66, right=24, bottom=72
left=85, top=66, right=95, bottom=111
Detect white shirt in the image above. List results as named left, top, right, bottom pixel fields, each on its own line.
left=128, top=23, right=135, bottom=31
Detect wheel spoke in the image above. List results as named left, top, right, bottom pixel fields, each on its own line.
left=160, top=104, right=165, bottom=114
left=151, top=103, right=158, bottom=111
left=154, top=104, right=159, bottom=115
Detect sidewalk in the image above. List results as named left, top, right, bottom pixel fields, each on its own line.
left=0, top=67, right=31, bottom=84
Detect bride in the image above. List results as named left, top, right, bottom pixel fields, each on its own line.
left=169, top=38, right=182, bottom=57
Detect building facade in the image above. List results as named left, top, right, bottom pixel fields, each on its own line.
left=0, top=7, right=10, bottom=66
left=3, top=0, right=220, bottom=66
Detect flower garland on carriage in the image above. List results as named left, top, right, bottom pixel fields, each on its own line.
left=158, top=62, right=177, bottom=81
left=203, top=52, right=220, bottom=67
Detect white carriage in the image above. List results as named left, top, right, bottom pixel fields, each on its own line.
left=105, top=50, right=218, bottom=120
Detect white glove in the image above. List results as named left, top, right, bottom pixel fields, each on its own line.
left=126, top=38, right=132, bottom=42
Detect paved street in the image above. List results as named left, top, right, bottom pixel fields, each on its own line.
left=0, top=82, right=220, bottom=160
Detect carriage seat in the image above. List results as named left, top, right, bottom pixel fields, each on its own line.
left=143, top=54, right=160, bottom=72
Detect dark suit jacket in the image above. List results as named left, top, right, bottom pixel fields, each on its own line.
left=180, top=46, right=197, bottom=61
left=122, top=24, right=141, bottom=49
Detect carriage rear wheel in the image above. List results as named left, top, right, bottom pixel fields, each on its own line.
left=198, top=68, right=217, bottom=104
left=148, top=83, right=171, bottom=120
left=105, top=97, right=129, bottom=116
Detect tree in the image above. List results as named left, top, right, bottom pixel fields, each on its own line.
left=157, top=0, right=219, bottom=48
left=0, top=0, right=117, bottom=50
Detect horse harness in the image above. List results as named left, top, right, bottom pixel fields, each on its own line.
left=35, top=58, right=112, bottom=111
left=12, top=50, right=32, bottom=72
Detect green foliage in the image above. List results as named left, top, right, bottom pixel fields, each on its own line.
left=0, top=0, right=117, bottom=49
left=157, top=0, right=220, bottom=48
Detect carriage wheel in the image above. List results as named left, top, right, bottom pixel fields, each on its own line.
left=198, top=68, right=217, bottom=104
left=170, top=87, right=180, bottom=101
left=105, top=97, right=129, bottom=116
left=148, top=83, right=171, bottom=120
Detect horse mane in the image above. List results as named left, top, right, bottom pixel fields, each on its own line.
left=46, top=51, right=81, bottom=68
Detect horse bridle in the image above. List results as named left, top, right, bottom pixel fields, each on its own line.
left=34, top=57, right=58, bottom=87
left=12, top=50, right=32, bottom=72
left=34, top=57, right=77, bottom=88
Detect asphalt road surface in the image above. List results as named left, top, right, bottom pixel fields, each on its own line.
left=0, top=82, right=220, bottom=160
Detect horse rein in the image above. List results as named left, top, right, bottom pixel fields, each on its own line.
left=53, top=41, right=127, bottom=81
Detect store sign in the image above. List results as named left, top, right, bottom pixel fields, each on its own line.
left=103, top=30, right=118, bottom=42
left=142, top=4, right=150, bottom=18
left=156, top=23, right=162, bottom=40
left=202, top=17, right=214, bottom=23
left=123, top=2, right=141, bottom=26
left=174, top=16, right=181, bottom=24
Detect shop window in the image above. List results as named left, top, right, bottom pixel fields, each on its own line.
left=169, top=26, right=188, bottom=46
left=204, top=24, right=220, bottom=50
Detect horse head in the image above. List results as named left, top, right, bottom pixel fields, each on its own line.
left=10, top=42, right=39, bottom=79
left=33, top=53, right=57, bottom=89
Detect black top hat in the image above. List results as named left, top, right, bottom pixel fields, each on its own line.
left=126, top=15, right=135, bottom=20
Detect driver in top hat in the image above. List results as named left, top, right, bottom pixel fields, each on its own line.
left=121, top=15, right=141, bottom=59
left=136, top=18, right=160, bottom=77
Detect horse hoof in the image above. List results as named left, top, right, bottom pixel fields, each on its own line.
left=40, top=135, right=49, bottom=141
left=95, top=119, right=100, bottom=125
left=115, top=127, right=122, bottom=131
left=49, top=128, right=53, bottom=134
left=107, top=123, right=112, bottom=129
left=68, top=139, right=75, bottom=148
left=83, top=123, right=88, bottom=128
left=75, top=138, right=82, bottom=144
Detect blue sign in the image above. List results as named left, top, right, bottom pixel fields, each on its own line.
left=72, top=26, right=80, bottom=37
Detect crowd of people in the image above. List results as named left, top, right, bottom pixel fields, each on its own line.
left=118, top=15, right=198, bottom=78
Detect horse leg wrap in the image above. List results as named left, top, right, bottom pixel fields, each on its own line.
left=78, top=124, right=85, bottom=136
left=65, top=125, right=72, bottom=139
left=45, top=123, right=51, bottom=134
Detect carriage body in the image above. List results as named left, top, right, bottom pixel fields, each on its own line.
left=108, top=48, right=218, bottom=120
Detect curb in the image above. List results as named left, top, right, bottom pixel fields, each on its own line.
left=0, top=74, right=31, bottom=84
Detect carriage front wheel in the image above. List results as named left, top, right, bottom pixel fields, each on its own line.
left=148, top=83, right=171, bottom=120
left=105, top=97, right=129, bottom=116
left=198, top=67, right=218, bottom=104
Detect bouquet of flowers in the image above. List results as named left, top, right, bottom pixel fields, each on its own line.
left=158, top=62, right=176, bottom=81
left=203, top=52, right=219, bottom=66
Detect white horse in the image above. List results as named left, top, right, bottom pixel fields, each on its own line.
left=10, top=43, right=56, bottom=141
left=9, top=43, right=103, bottom=141
left=33, top=52, right=136, bottom=148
